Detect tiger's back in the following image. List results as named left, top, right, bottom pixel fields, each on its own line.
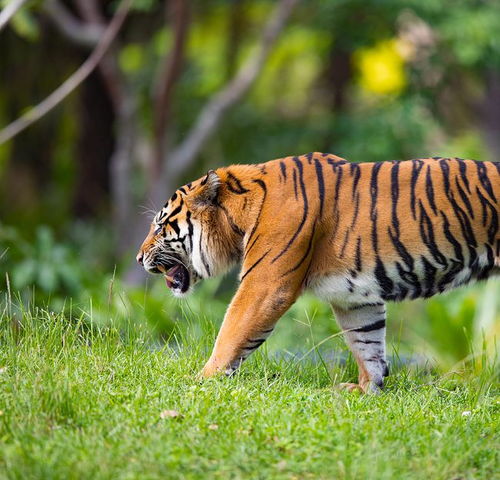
left=286, top=154, right=500, bottom=307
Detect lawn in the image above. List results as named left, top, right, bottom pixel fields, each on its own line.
left=0, top=304, right=498, bottom=480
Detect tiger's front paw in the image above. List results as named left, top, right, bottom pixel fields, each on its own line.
left=198, top=360, right=227, bottom=380
left=198, top=359, right=240, bottom=380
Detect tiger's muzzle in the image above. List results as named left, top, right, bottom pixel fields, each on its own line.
left=137, top=251, right=191, bottom=295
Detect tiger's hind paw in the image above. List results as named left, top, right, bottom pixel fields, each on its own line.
left=337, top=381, right=382, bottom=395
left=337, top=382, right=363, bottom=393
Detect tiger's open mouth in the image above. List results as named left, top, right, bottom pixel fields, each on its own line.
left=157, top=263, right=190, bottom=293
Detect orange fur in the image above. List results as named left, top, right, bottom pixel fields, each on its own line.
left=137, top=153, right=499, bottom=392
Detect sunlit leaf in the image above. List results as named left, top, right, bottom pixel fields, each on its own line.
left=355, top=39, right=406, bottom=95
left=119, top=44, right=145, bottom=74
left=9, top=6, right=39, bottom=41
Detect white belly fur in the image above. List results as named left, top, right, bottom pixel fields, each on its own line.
left=309, top=272, right=382, bottom=308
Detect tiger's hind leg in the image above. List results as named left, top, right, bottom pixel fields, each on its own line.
left=332, top=303, right=389, bottom=394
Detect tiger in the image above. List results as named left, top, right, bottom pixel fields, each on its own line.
left=137, top=152, right=499, bottom=393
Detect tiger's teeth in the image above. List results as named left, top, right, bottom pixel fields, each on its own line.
left=156, top=265, right=174, bottom=282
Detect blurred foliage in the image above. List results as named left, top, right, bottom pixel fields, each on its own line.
left=0, top=0, right=499, bottom=369
left=355, top=39, right=406, bottom=95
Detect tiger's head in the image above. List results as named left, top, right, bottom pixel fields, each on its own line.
left=136, top=170, right=241, bottom=297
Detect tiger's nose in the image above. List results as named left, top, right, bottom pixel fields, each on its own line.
left=136, top=253, right=144, bottom=265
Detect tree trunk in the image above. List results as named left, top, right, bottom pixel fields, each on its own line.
left=73, top=70, right=114, bottom=217
left=110, top=94, right=137, bottom=254
left=479, top=70, right=500, bottom=162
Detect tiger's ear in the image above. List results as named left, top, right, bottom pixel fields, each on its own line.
left=190, top=170, right=221, bottom=207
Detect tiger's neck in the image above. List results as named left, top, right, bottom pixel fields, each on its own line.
left=215, top=165, right=265, bottom=231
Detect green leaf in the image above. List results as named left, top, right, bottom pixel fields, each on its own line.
left=11, top=259, right=36, bottom=289
left=37, top=263, right=58, bottom=292
left=119, top=44, right=145, bottom=74
left=10, top=7, right=39, bottom=41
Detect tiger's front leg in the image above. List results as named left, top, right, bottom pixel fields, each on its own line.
left=200, top=281, right=299, bottom=378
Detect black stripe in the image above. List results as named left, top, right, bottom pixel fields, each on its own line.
left=425, top=165, right=437, bottom=215
left=350, top=163, right=361, bottom=199
left=292, top=168, right=298, bottom=200
left=443, top=185, right=478, bottom=266
left=396, top=283, right=409, bottom=300
left=245, top=234, right=261, bottom=259
left=252, top=178, right=267, bottom=192
left=327, top=155, right=348, bottom=166
left=352, top=319, right=386, bottom=333
left=374, top=256, right=394, bottom=299
left=354, top=339, right=382, bottom=345
left=243, top=338, right=266, bottom=351
left=437, top=259, right=464, bottom=291
left=348, top=303, right=384, bottom=311
left=391, top=162, right=400, bottom=235
left=226, top=171, right=249, bottom=194
left=241, top=249, right=271, bottom=282
left=216, top=201, right=244, bottom=237
left=355, top=237, right=362, bottom=272
left=186, top=210, right=194, bottom=250
left=339, top=229, right=350, bottom=258
left=476, top=161, right=497, bottom=203
left=272, top=157, right=308, bottom=263
left=418, top=200, right=448, bottom=267
left=333, top=164, right=343, bottom=205
left=476, top=186, right=498, bottom=245
left=439, top=159, right=451, bottom=193
left=370, top=163, right=383, bottom=253
left=411, top=159, right=424, bottom=220
left=281, top=221, right=317, bottom=276
left=457, top=158, right=471, bottom=194
left=279, top=161, right=287, bottom=181
left=168, top=219, right=180, bottom=236
left=395, top=262, right=421, bottom=298
left=455, top=176, right=474, bottom=219
left=388, top=227, right=414, bottom=270
left=350, top=193, right=360, bottom=231
left=167, top=205, right=182, bottom=220
left=439, top=210, right=464, bottom=264
left=246, top=179, right=267, bottom=247
left=421, top=256, right=437, bottom=297
left=199, top=230, right=211, bottom=276
left=314, top=159, right=325, bottom=217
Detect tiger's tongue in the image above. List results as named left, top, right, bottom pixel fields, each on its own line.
left=165, top=265, right=180, bottom=288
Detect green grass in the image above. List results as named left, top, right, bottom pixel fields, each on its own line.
left=0, top=305, right=498, bottom=480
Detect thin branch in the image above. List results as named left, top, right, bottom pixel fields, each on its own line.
left=0, top=0, right=132, bottom=145
left=75, top=0, right=104, bottom=24
left=0, top=0, right=28, bottom=32
left=43, top=0, right=103, bottom=48
left=152, top=0, right=190, bottom=178
left=167, top=0, right=300, bottom=178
